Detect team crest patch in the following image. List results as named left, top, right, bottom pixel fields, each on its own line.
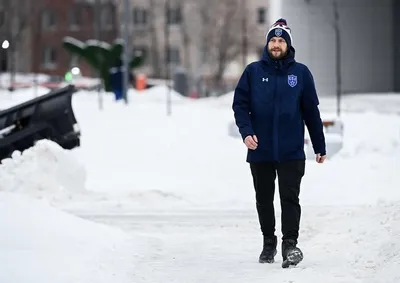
left=275, top=28, right=283, bottom=37
left=288, top=74, right=297, bottom=87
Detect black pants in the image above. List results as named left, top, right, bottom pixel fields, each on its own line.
left=250, top=160, right=305, bottom=241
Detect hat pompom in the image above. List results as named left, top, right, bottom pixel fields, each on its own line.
left=275, top=18, right=288, bottom=26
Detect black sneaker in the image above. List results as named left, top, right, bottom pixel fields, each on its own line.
left=281, top=239, right=303, bottom=268
left=259, top=235, right=277, bottom=263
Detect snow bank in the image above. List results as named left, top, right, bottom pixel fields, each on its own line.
left=335, top=111, right=400, bottom=158
left=0, top=86, right=51, bottom=110
left=214, top=91, right=400, bottom=114
left=0, top=72, right=50, bottom=85
left=131, top=85, right=189, bottom=103
left=0, top=140, right=86, bottom=201
left=0, top=192, right=137, bottom=283
left=297, top=200, right=400, bottom=283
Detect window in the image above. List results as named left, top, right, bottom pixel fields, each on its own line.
left=0, top=10, right=4, bottom=27
left=167, top=47, right=180, bottom=64
left=132, top=46, right=147, bottom=59
left=101, top=9, right=113, bottom=30
left=69, top=7, right=82, bottom=30
left=42, top=47, right=57, bottom=68
left=41, top=10, right=56, bottom=29
left=167, top=6, right=181, bottom=25
left=133, top=8, right=148, bottom=26
left=257, top=7, right=266, bottom=24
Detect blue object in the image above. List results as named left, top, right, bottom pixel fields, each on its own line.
left=109, top=57, right=125, bottom=101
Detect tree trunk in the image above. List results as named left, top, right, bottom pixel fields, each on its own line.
left=149, top=0, right=162, bottom=77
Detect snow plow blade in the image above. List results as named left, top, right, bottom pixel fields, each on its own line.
left=0, top=85, right=81, bottom=161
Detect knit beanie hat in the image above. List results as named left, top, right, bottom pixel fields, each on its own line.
left=266, top=18, right=293, bottom=48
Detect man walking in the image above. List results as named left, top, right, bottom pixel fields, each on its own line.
left=232, top=19, right=326, bottom=268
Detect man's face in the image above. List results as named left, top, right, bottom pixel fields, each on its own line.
left=267, top=37, right=288, bottom=60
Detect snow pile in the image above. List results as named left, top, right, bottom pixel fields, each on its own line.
left=0, top=86, right=51, bottom=110
left=0, top=140, right=86, bottom=201
left=335, top=111, right=400, bottom=158
left=131, top=84, right=189, bottom=103
left=0, top=192, right=137, bottom=283
left=69, top=76, right=100, bottom=86
left=0, top=72, right=50, bottom=85
left=215, top=91, right=400, bottom=114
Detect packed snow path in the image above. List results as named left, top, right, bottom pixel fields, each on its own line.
left=1, top=86, right=400, bottom=282
left=77, top=202, right=400, bottom=283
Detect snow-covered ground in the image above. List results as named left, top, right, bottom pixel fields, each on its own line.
left=0, top=84, right=400, bottom=282
left=0, top=72, right=50, bottom=86
left=0, top=192, right=140, bottom=283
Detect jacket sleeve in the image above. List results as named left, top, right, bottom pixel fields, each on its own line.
left=300, top=66, right=326, bottom=155
left=232, top=66, right=255, bottom=141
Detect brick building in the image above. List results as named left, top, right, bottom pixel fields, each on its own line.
left=0, top=0, right=119, bottom=78
left=1, top=0, right=271, bottom=90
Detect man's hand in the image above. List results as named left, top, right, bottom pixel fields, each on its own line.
left=316, top=153, right=326, bottom=163
left=244, top=135, right=258, bottom=150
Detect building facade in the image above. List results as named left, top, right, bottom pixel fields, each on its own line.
left=119, top=0, right=271, bottom=86
left=2, top=0, right=272, bottom=88
left=31, top=0, right=119, bottom=78
left=269, top=0, right=400, bottom=95
left=0, top=0, right=119, bottom=79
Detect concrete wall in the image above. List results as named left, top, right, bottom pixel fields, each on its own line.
left=394, top=0, right=400, bottom=92
left=269, top=0, right=396, bottom=95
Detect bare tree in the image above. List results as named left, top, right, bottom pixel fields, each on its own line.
left=1, top=0, right=32, bottom=46
left=197, top=0, right=216, bottom=71
left=1, top=0, right=39, bottom=88
left=213, top=0, right=242, bottom=87
left=194, top=0, right=257, bottom=90
left=177, top=0, right=192, bottom=73
left=137, top=0, right=257, bottom=90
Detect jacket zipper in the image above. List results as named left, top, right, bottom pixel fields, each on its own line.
left=273, top=72, right=279, bottom=162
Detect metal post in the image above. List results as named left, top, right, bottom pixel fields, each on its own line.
left=33, top=73, right=38, bottom=97
left=0, top=44, right=2, bottom=89
left=165, top=0, right=171, bottom=116
left=122, top=0, right=131, bottom=104
left=94, top=0, right=103, bottom=109
left=305, top=0, right=342, bottom=117
left=9, top=42, right=14, bottom=92
left=241, top=0, right=247, bottom=68
left=333, top=0, right=341, bottom=117
left=8, top=4, right=15, bottom=92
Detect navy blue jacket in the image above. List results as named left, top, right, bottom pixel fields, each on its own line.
left=232, top=46, right=326, bottom=163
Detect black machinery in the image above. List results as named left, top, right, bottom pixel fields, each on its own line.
left=0, top=85, right=81, bottom=161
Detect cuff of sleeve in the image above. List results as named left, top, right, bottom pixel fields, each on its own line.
left=314, top=149, right=326, bottom=156
left=240, top=129, right=255, bottom=141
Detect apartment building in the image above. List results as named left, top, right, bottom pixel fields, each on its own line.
left=32, top=0, right=119, bottom=78
left=119, top=0, right=271, bottom=87
left=0, top=0, right=119, bottom=78
left=2, top=0, right=271, bottom=88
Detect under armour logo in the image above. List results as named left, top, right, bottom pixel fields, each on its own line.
left=262, top=78, right=268, bottom=82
